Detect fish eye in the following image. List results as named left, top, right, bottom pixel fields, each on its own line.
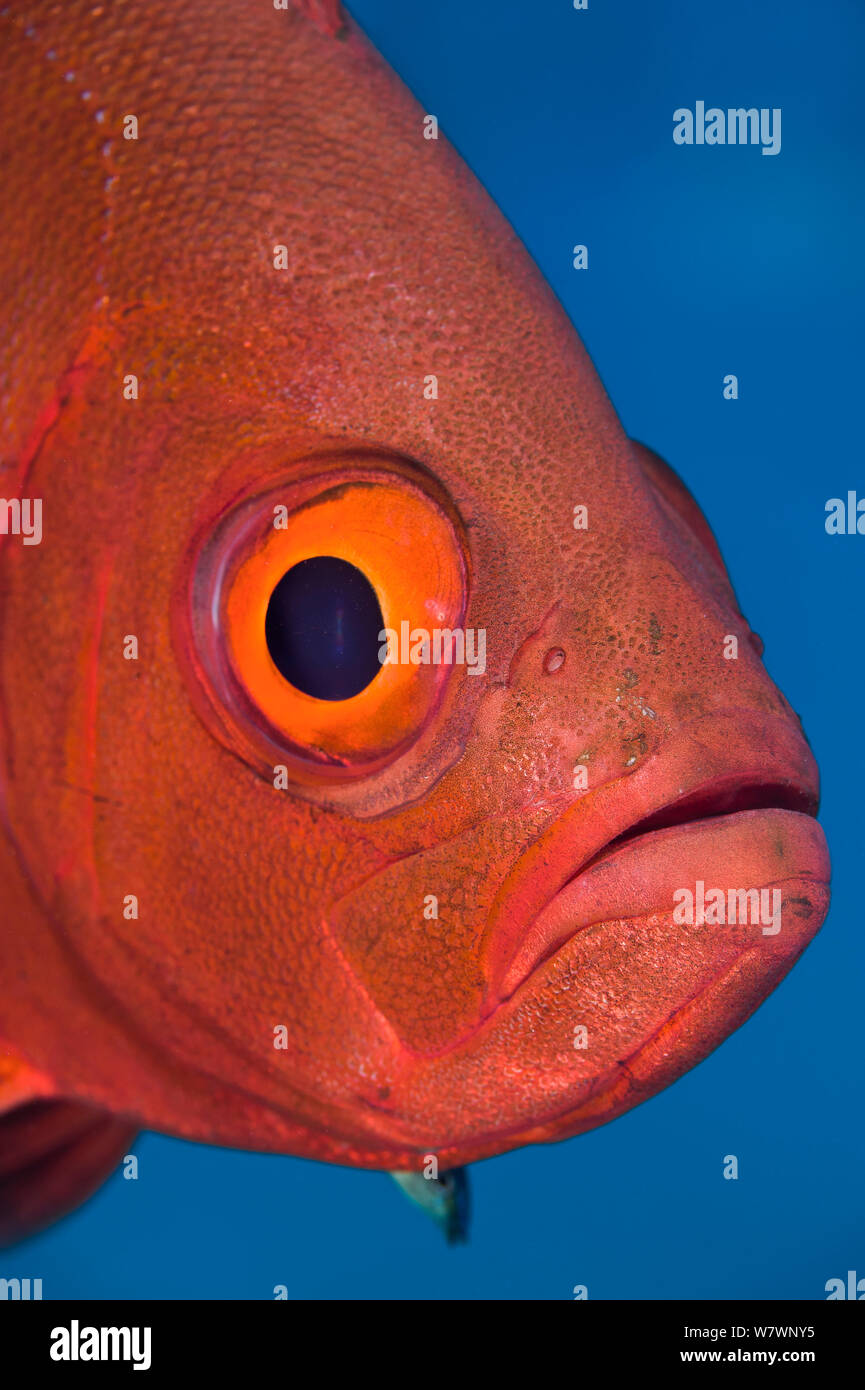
left=183, top=460, right=469, bottom=782
left=264, top=556, right=385, bottom=701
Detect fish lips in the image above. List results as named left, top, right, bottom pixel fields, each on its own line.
left=387, top=715, right=831, bottom=1160
left=484, top=709, right=830, bottom=1007
left=495, top=807, right=829, bottom=1002
left=386, top=790, right=828, bottom=1166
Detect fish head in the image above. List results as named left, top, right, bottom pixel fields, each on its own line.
left=0, top=0, right=829, bottom=1168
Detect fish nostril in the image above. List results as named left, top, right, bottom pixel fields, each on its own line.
left=543, top=647, right=566, bottom=674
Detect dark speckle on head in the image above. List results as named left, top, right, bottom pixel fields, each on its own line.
left=788, top=896, right=814, bottom=918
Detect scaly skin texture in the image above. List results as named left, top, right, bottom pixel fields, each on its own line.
left=0, top=0, right=829, bottom=1237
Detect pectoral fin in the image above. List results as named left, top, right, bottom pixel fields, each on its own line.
left=0, top=1050, right=136, bottom=1247
left=389, top=1166, right=470, bottom=1244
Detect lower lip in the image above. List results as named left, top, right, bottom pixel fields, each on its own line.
left=496, top=807, right=830, bottom=1000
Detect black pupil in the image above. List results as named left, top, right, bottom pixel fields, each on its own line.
left=264, top=556, right=384, bottom=701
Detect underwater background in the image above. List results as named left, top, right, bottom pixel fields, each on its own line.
left=12, top=0, right=864, bottom=1298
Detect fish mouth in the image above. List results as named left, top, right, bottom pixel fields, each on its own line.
left=588, top=776, right=816, bottom=852
left=366, top=737, right=830, bottom=1167
left=484, top=711, right=829, bottom=1005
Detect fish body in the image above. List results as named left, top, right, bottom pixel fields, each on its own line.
left=0, top=0, right=830, bottom=1242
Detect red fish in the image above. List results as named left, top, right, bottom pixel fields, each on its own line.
left=0, top=0, right=829, bottom=1244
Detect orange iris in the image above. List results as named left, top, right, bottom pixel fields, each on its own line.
left=210, top=466, right=468, bottom=769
